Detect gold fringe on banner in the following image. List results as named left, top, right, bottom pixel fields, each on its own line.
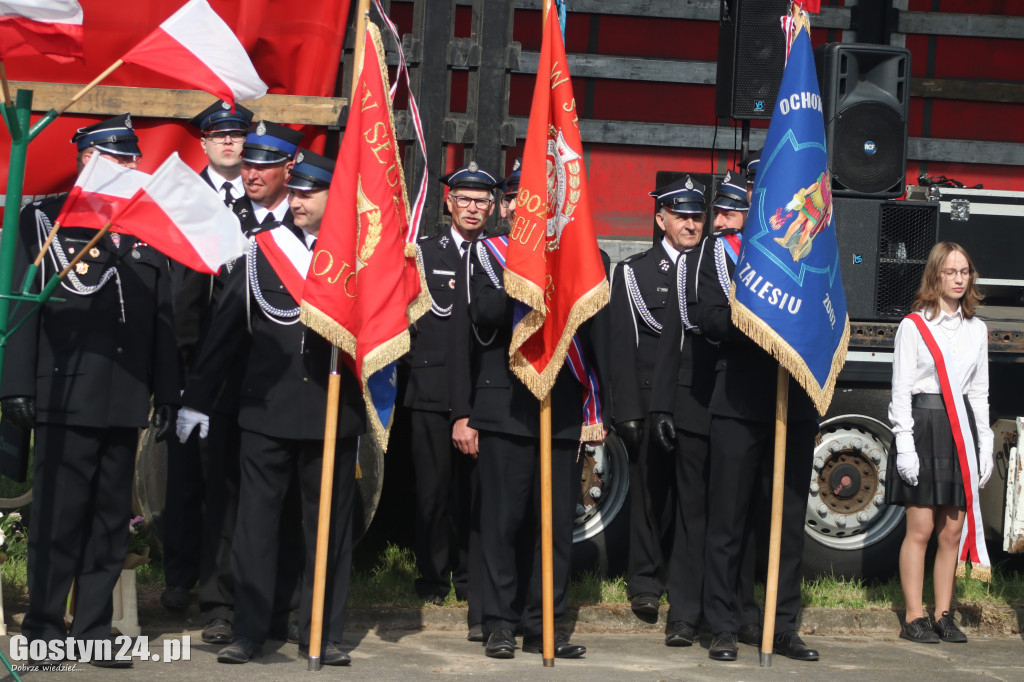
left=359, top=330, right=412, bottom=452
left=504, top=270, right=610, bottom=401
left=957, top=560, right=992, bottom=583
left=300, top=302, right=357, bottom=357
left=729, top=283, right=850, bottom=417
left=406, top=242, right=431, bottom=325
left=580, top=422, right=605, bottom=443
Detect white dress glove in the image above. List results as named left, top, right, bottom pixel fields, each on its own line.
left=896, top=449, right=919, bottom=487
left=978, top=449, right=994, bottom=489
left=176, top=406, right=210, bottom=443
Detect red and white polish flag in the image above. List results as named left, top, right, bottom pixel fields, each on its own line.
left=111, top=153, right=248, bottom=274
left=55, top=153, right=149, bottom=230
left=0, top=0, right=84, bottom=63
left=121, top=0, right=267, bottom=106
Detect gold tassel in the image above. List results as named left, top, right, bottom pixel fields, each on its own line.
left=580, top=423, right=605, bottom=443
left=729, top=286, right=850, bottom=417
left=955, top=560, right=967, bottom=579
left=970, top=563, right=992, bottom=583
left=355, top=461, right=362, bottom=479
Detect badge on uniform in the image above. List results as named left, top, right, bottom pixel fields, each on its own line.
left=439, top=235, right=450, bottom=249
left=75, top=262, right=89, bottom=275
left=110, top=234, right=121, bottom=248
left=659, top=259, right=671, bottom=272
left=449, top=278, right=455, bottom=289
left=89, top=247, right=100, bottom=258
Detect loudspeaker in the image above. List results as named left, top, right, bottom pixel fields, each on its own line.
left=816, top=43, right=911, bottom=198
left=833, top=198, right=938, bottom=321
left=715, top=0, right=789, bottom=120
left=875, top=200, right=938, bottom=319
left=833, top=197, right=881, bottom=320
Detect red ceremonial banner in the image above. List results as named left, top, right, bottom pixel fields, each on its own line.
left=299, top=22, right=427, bottom=451
left=504, top=1, right=609, bottom=412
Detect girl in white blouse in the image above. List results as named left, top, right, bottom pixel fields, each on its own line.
left=887, top=242, right=993, bottom=645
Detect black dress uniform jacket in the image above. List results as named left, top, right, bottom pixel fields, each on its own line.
left=404, top=230, right=464, bottom=412
left=1, top=195, right=180, bottom=419
left=649, top=242, right=718, bottom=434
left=609, top=245, right=676, bottom=423
left=182, top=237, right=364, bottom=438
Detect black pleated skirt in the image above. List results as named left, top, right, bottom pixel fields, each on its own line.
left=886, top=393, right=977, bottom=508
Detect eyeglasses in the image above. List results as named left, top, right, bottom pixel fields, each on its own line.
left=941, top=268, right=971, bottom=280
left=450, top=194, right=493, bottom=210
left=205, top=131, right=247, bottom=144
left=501, top=195, right=516, bottom=206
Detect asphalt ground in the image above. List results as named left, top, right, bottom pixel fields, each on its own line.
left=2, top=629, right=1023, bottom=681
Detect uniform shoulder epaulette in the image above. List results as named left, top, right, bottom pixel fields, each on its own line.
left=620, top=250, right=647, bottom=265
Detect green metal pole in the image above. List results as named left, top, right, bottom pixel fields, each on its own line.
left=0, top=89, right=34, bottom=386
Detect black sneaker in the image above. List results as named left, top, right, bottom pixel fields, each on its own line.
left=900, top=616, right=940, bottom=644
left=933, top=611, right=967, bottom=643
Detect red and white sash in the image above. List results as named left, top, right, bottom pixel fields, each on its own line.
left=254, top=226, right=312, bottom=302
left=907, top=313, right=990, bottom=578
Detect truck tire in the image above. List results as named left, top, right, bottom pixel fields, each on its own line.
left=572, top=431, right=630, bottom=577
left=802, top=414, right=906, bottom=580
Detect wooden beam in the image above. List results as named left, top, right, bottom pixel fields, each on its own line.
left=899, top=11, right=1024, bottom=39
left=517, top=52, right=717, bottom=85
left=911, top=77, right=1024, bottom=104
left=10, top=81, right=347, bottom=127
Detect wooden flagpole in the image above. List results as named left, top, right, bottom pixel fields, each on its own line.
left=537, top=2, right=556, bottom=669
left=307, top=347, right=343, bottom=671
left=55, top=60, right=124, bottom=115
left=760, top=365, right=790, bottom=667
left=308, top=1, right=371, bottom=670
left=0, top=60, right=12, bottom=108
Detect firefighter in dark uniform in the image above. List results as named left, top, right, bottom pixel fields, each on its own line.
left=161, top=96, right=256, bottom=614
left=610, top=176, right=706, bottom=622
left=179, top=149, right=363, bottom=666
left=650, top=171, right=761, bottom=648
left=694, top=171, right=820, bottom=662
left=467, top=234, right=608, bottom=660
left=162, top=101, right=255, bottom=642
left=0, top=114, right=179, bottom=666
left=237, top=120, right=303, bottom=235
left=406, top=163, right=501, bottom=608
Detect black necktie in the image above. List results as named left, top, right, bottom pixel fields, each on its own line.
left=222, top=182, right=235, bottom=208
left=260, top=212, right=276, bottom=227
left=310, top=238, right=317, bottom=252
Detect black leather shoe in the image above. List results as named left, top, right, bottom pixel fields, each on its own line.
left=522, top=632, right=586, bottom=658
left=300, top=641, right=351, bottom=666
left=217, top=637, right=262, bottom=664
left=202, top=618, right=233, bottom=644
left=900, top=616, right=940, bottom=644
left=485, top=629, right=516, bottom=659
left=738, top=622, right=763, bottom=646
left=630, top=593, right=660, bottom=623
left=773, top=630, right=819, bottom=661
left=708, top=632, right=738, bottom=661
left=664, top=621, right=697, bottom=647
left=160, top=586, right=191, bottom=611
left=467, top=624, right=485, bottom=642
left=933, top=611, right=967, bottom=643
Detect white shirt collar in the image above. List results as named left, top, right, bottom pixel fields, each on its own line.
left=660, top=237, right=682, bottom=263
left=450, top=226, right=470, bottom=253
left=253, top=196, right=290, bottom=224
left=205, top=166, right=243, bottom=196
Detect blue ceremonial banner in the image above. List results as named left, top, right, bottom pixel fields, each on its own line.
left=730, top=19, right=849, bottom=415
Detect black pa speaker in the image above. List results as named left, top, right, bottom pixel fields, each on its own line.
left=833, top=197, right=938, bottom=322
left=816, top=43, right=911, bottom=198
left=715, top=0, right=789, bottom=120
left=833, top=197, right=881, bottom=320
